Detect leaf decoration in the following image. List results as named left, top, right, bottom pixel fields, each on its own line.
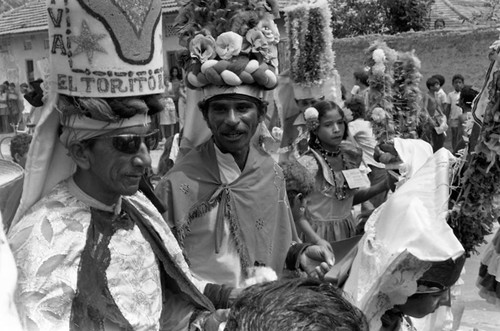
left=41, top=217, right=53, bottom=244
left=61, top=214, right=84, bottom=233
left=36, top=254, right=66, bottom=278
left=9, top=225, right=34, bottom=251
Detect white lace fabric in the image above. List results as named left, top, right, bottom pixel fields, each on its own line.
left=8, top=178, right=200, bottom=331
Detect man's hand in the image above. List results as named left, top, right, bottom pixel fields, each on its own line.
left=299, top=245, right=335, bottom=279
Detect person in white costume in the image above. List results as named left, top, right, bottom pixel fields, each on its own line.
left=344, top=140, right=465, bottom=331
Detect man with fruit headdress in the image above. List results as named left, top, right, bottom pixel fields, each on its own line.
left=155, top=0, right=335, bottom=307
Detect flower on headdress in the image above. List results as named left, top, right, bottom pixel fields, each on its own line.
left=264, top=44, right=278, bottom=67
left=189, top=34, right=217, bottom=63
left=372, top=48, right=386, bottom=74
left=371, top=107, right=386, bottom=123
left=489, top=29, right=500, bottom=51
left=243, top=28, right=269, bottom=56
left=230, top=11, right=259, bottom=37
left=304, top=107, right=320, bottom=131
left=178, top=24, right=198, bottom=48
left=257, top=14, right=280, bottom=44
left=372, top=49, right=385, bottom=63
left=215, top=32, right=243, bottom=60
left=304, top=107, right=319, bottom=120
left=249, top=0, right=280, bottom=17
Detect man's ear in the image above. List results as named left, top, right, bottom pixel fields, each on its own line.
left=68, top=142, right=92, bottom=170
left=258, top=103, right=268, bottom=123
left=13, top=152, right=21, bottom=164
left=198, top=100, right=209, bottom=123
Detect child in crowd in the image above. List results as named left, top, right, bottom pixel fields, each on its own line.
left=6, top=83, right=20, bottom=129
left=297, top=100, right=396, bottom=245
left=432, top=74, right=451, bottom=118
left=423, top=77, right=448, bottom=152
left=279, top=159, right=330, bottom=249
left=346, top=96, right=388, bottom=209
left=455, top=86, right=479, bottom=154
left=158, top=79, right=178, bottom=141
left=351, top=67, right=370, bottom=104
left=2, top=133, right=32, bottom=230
left=447, top=74, right=465, bottom=151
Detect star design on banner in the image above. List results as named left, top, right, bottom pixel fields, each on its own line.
left=69, top=20, right=107, bottom=65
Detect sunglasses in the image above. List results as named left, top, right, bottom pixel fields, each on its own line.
left=90, top=129, right=158, bottom=154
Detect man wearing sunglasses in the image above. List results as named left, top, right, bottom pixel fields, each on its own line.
left=7, top=0, right=225, bottom=330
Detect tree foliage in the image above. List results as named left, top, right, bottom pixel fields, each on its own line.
left=470, top=0, right=500, bottom=25
left=330, top=0, right=435, bottom=38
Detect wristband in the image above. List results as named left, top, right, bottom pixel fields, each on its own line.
left=286, top=242, right=312, bottom=271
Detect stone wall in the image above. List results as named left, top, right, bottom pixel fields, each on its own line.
left=331, top=27, right=500, bottom=95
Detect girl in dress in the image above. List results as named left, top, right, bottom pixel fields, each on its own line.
left=158, top=80, right=178, bottom=141
left=297, top=100, right=395, bottom=247
left=7, top=83, right=20, bottom=129
left=0, top=84, right=8, bottom=133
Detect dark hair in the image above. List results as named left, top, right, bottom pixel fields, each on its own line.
left=341, top=84, right=347, bottom=101
left=308, top=100, right=349, bottom=149
left=169, top=66, right=182, bottom=80
left=434, top=18, right=445, bottom=29
left=225, top=278, right=369, bottom=331
left=353, top=68, right=369, bottom=87
left=20, top=83, right=29, bottom=89
left=451, top=74, right=464, bottom=84
left=459, top=86, right=479, bottom=107
left=431, top=74, right=445, bottom=86
left=279, top=160, right=315, bottom=204
left=10, top=133, right=32, bottom=161
left=426, top=77, right=440, bottom=90
left=345, top=96, right=366, bottom=120
left=198, top=94, right=268, bottom=120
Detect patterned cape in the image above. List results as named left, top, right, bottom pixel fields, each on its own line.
left=155, top=139, right=297, bottom=278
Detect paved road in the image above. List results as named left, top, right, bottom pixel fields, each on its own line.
left=459, top=226, right=500, bottom=331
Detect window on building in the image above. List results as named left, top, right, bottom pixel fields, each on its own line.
left=24, top=40, right=32, bottom=51
left=26, top=60, right=34, bottom=82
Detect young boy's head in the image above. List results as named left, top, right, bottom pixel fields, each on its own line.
left=353, top=68, right=369, bottom=88
left=431, top=74, right=445, bottom=88
left=345, top=96, right=366, bottom=120
left=226, top=278, right=369, bottom=331
left=280, top=160, right=315, bottom=208
left=458, top=86, right=479, bottom=112
left=451, top=74, right=464, bottom=92
left=10, top=133, right=32, bottom=169
left=426, top=77, right=441, bottom=93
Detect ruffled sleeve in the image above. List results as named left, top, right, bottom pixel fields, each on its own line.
left=8, top=188, right=90, bottom=331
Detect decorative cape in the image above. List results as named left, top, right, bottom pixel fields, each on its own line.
left=155, top=139, right=297, bottom=277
